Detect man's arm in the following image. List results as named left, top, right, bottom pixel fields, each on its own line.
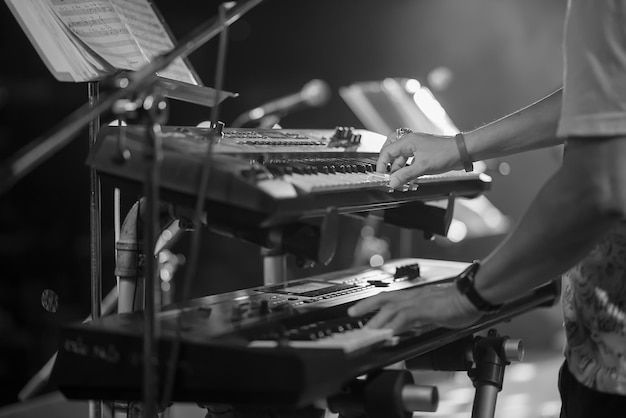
left=349, top=135, right=626, bottom=331
left=464, top=88, right=564, bottom=161
left=379, top=89, right=565, bottom=188
left=475, top=135, right=626, bottom=305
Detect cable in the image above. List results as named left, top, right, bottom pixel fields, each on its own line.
left=133, top=198, right=141, bottom=312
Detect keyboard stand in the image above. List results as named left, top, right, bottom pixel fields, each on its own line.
left=205, top=208, right=339, bottom=285
left=406, top=328, right=524, bottom=418
left=261, top=247, right=289, bottom=285
left=322, top=329, right=523, bottom=418
left=468, top=329, right=524, bottom=418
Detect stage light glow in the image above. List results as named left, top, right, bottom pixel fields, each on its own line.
left=427, top=66, right=454, bottom=91
left=249, top=107, right=265, bottom=120
left=360, top=225, right=375, bottom=238
left=160, top=267, right=172, bottom=282
left=484, top=207, right=508, bottom=229
left=404, top=78, right=422, bottom=93
left=369, top=254, right=384, bottom=267
left=447, top=219, right=468, bottom=243
left=498, top=161, right=511, bottom=175
left=161, top=228, right=173, bottom=242
left=509, top=363, right=537, bottom=382
left=412, top=88, right=457, bottom=135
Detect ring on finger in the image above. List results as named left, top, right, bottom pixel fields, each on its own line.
left=395, top=127, right=413, bottom=141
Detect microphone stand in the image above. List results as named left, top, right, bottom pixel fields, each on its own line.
left=87, top=81, right=105, bottom=418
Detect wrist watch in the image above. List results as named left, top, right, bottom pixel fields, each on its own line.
left=455, top=261, right=503, bottom=313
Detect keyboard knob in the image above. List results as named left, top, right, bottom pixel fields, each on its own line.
left=259, top=300, right=271, bottom=315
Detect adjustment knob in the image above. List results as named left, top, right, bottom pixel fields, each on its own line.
left=231, top=303, right=248, bottom=321
left=394, top=263, right=421, bottom=280
left=503, top=338, right=524, bottom=362
left=331, top=126, right=352, bottom=140
left=328, top=126, right=361, bottom=147
left=259, top=300, right=271, bottom=315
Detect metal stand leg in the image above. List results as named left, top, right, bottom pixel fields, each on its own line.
left=87, top=81, right=108, bottom=418
left=261, top=247, right=288, bottom=285
left=469, top=330, right=524, bottom=418
left=405, top=329, right=524, bottom=418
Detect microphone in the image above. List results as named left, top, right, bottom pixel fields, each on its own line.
left=232, top=79, right=331, bottom=127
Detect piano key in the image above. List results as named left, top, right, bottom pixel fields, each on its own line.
left=282, top=172, right=389, bottom=193
left=247, top=327, right=395, bottom=353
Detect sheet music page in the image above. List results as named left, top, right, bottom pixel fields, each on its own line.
left=48, top=0, right=147, bottom=71
left=5, top=0, right=113, bottom=82
left=109, top=0, right=198, bottom=84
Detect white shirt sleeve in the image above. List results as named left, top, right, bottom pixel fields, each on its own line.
left=558, top=0, right=626, bottom=137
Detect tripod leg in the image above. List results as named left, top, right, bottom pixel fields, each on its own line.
left=469, top=329, right=524, bottom=418
left=472, top=385, right=499, bottom=418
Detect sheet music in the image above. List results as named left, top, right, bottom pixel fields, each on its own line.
left=110, top=0, right=198, bottom=84
left=48, top=0, right=197, bottom=84
left=48, top=0, right=146, bottom=71
left=8, top=0, right=221, bottom=101
left=5, top=0, right=113, bottom=82
left=45, top=0, right=115, bottom=80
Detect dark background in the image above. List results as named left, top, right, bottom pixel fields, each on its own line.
left=0, top=0, right=567, bottom=408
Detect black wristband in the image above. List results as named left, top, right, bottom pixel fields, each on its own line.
left=455, top=132, right=474, bottom=172
left=455, top=261, right=502, bottom=313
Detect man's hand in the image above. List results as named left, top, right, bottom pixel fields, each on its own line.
left=347, top=282, right=483, bottom=333
left=377, top=132, right=461, bottom=189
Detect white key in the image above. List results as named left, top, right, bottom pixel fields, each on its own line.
left=248, top=327, right=394, bottom=353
